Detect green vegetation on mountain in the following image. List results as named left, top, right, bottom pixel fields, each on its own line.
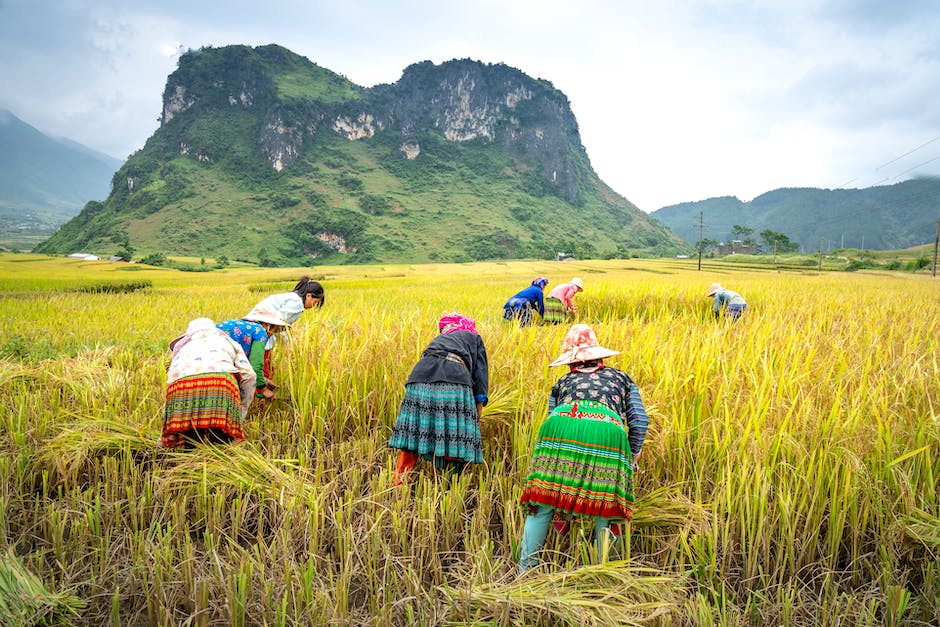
left=37, top=45, right=682, bottom=264
left=651, top=179, right=940, bottom=251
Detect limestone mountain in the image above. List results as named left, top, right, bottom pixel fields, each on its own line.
left=37, top=44, right=683, bottom=263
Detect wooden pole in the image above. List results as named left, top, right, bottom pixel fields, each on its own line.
left=933, top=218, right=939, bottom=277
left=697, top=211, right=703, bottom=271
left=818, top=238, right=824, bottom=271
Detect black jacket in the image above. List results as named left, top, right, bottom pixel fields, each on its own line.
left=404, top=330, right=489, bottom=404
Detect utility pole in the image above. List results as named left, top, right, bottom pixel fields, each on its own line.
left=697, top=211, right=703, bottom=271
left=818, top=237, right=824, bottom=271
left=933, top=218, right=939, bottom=277
left=773, top=240, right=777, bottom=264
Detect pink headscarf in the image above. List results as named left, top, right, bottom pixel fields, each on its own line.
left=438, top=313, right=477, bottom=335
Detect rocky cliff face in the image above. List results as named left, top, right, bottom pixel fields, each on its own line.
left=159, top=47, right=586, bottom=203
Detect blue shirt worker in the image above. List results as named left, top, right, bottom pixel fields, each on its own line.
left=708, top=283, right=747, bottom=321
left=503, top=277, right=548, bottom=327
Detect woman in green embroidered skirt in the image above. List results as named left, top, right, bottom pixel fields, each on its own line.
left=517, top=324, right=649, bottom=573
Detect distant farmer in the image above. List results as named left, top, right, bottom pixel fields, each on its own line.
left=161, top=318, right=257, bottom=448
left=250, top=276, right=325, bottom=388
left=503, top=277, right=548, bottom=327
left=517, top=324, right=649, bottom=573
left=707, top=283, right=747, bottom=321
left=543, top=277, right=583, bottom=324
left=389, top=313, right=489, bottom=486
left=216, top=306, right=289, bottom=402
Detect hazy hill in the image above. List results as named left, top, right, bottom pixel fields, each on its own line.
left=650, top=179, right=940, bottom=251
left=0, top=109, right=121, bottom=239
left=36, top=44, right=683, bottom=264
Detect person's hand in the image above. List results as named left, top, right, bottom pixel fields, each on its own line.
left=260, top=387, right=276, bottom=401
left=264, top=377, right=278, bottom=389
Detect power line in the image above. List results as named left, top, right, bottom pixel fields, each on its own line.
left=876, top=135, right=940, bottom=170
left=891, top=154, right=940, bottom=179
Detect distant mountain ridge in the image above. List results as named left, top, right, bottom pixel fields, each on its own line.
left=0, top=109, right=121, bottom=238
left=36, top=44, right=682, bottom=263
left=650, top=179, right=940, bottom=251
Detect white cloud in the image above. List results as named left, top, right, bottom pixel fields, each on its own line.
left=2, top=0, right=940, bottom=209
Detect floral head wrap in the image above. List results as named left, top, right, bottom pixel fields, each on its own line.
left=169, top=318, right=220, bottom=354
left=531, top=276, right=548, bottom=289
left=438, top=313, right=478, bottom=335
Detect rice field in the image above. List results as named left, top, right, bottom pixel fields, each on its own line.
left=1, top=254, right=938, bottom=626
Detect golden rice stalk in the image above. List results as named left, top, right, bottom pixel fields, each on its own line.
left=897, top=508, right=940, bottom=550
left=440, top=562, right=686, bottom=626
left=38, top=416, right=157, bottom=481
left=158, top=444, right=318, bottom=504
left=0, top=549, right=87, bottom=626
left=632, top=486, right=710, bottom=532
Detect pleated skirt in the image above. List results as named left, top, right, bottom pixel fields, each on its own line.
left=519, top=401, right=634, bottom=520
left=162, top=373, right=244, bottom=448
left=388, top=382, right=483, bottom=464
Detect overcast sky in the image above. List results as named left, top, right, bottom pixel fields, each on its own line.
left=2, top=0, right=939, bottom=211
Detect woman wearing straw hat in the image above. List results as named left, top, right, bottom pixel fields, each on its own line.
left=250, top=276, right=325, bottom=390
left=707, top=283, right=747, bottom=321
left=517, top=324, right=649, bottom=573
left=543, top=277, right=583, bottom=324
left=161, top=318, right=258, bottom=448
left=502, top=277, right=548, bottom=327
left=389, top=313, right=489, bottom=486
left=216, top=306, right=289, bottom=402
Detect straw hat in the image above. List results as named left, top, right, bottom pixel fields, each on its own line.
left=707, top=283, right=723, bottom=297
left=548, top=324, right=620, bottom=366
left=570, top=277, right=584, bottom=291
left=244, top=305, right=290, bottom=328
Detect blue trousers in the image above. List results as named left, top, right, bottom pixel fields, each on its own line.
left=517, top=505, right=617, bottom=573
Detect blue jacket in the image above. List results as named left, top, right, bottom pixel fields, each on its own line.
left=503, top=285, right=545, bottom=316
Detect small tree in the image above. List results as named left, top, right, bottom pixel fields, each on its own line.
left=760, top=229, right=799, bottom=253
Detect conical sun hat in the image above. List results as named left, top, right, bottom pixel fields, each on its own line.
left=548, top=324, right=619, bottom=366
left=244, top=305, right=290, bottom=328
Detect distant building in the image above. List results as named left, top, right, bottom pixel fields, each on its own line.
left=555, top=252, right=575, bottom=261
left=716, top=240, right=756, bottom=255
left=67, top=253, right=100, bottom=260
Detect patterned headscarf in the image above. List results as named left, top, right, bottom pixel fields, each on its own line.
left=438, top=313, right=478, bottom=335
left=531, top=276, right=548, bottom=289
left=169, top=318, right=221, bottom=355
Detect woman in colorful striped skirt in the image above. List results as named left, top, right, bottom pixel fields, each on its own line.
left=517, top=324, right=649, bottom=573
left=543, top=277, right=583, bottom=324
left=161, top=318, right=258, bottom=448
left=389, top=313, right=489, bottom=485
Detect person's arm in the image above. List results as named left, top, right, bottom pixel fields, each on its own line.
left=564, top=285, right=578, bottom=315
left=471, top=335, right=489, bottom=407
left=536, top=291, right=545, bottom=316
left=232, top=344, right=257, bottom=417
left=712, top=292, right=723, bottom=318
left=625, top=382, right=649, bottom=457
left=248, top=342, right=275, bottom=399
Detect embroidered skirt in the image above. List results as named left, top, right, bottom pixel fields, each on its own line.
left=542, top=297, right=568, bottom=324
left=519, top=400, right=634, bottom=520
left=503, top=300, right=535, bottom=327
left=162, top=373, right=245, bottom=448
left=388, top=382, right=483, bottom=464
